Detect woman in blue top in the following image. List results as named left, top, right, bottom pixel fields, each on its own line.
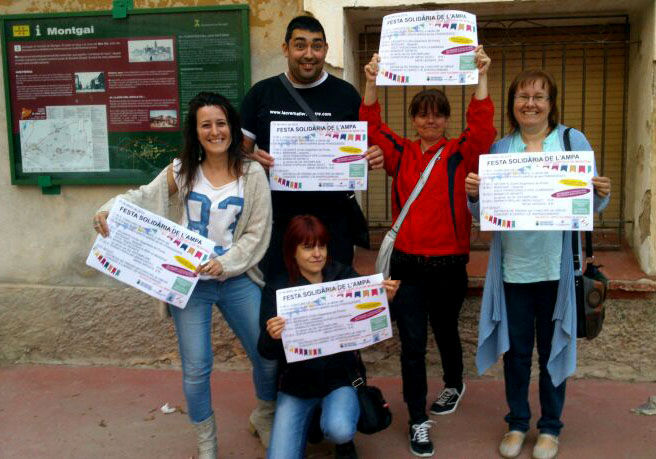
left=465, top=69, right=611, bottom=459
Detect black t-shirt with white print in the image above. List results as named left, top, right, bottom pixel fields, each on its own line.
left=240, top=72, right=361, bottom=219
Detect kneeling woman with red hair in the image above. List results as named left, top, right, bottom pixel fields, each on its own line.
left=258, top=215, right=399, bottom=459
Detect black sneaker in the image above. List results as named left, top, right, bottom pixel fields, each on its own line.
left=409, top=420, right=436, bottom=457
left=430, top=383, right=465, bottom=415
left=335, top=440, right=358, bottom=459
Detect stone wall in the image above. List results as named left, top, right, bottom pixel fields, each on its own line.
left=3, top=283, right=655, bottom=382
left=363, top=295, right=656, bottom=382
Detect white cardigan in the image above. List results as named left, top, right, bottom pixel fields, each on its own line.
left=98, top=160, right=272, bottom=316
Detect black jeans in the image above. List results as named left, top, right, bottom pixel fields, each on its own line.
left=390, top=250, right=468, bottom=424
left=503, top=281, right=566, bottom=436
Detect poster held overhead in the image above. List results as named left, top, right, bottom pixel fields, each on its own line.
left=377, top=10, right=478, bottom=86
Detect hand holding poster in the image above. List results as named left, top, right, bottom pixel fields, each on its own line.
left=276, top=274, right=392, bottom=363
left=269, top=121, right=368, bottom=191
left=86, top=198, right=215, bottom=308
left=479, top=151, right=595, bottom=231
left=377, top=10, right=478, bottom=86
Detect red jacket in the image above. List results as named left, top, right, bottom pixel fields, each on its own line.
left=360, top=96, right=496, bottom=256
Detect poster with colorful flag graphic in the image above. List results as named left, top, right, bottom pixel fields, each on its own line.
left=479, top=151, right=595, bottom=231
left=276, top=274, right=392, bottom=363
left=86, top=198, right=215, bottom=308
left=269, top=121, right=368, bottom=191
left=377, top=10, right=478, bottom=86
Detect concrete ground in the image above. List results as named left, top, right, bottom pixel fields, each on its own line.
left=2, top=243, right=654, bottom=457
left=1, top=365, right=655, bottom=458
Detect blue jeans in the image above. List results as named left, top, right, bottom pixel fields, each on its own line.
left=267, top=386, right=360, bottom=459
left=170, top=275, right=278, bottom=423
left=503, top=281, right=566, bottom=436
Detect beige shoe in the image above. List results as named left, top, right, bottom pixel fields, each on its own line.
left=533, top=433, right=559, bottom=459
left=499, top=430, right=526, bottom=458
left=193, top=414, right=217, bottom=459
left=248, top=399, right=276, bottom=448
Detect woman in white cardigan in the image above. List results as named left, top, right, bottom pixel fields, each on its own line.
left=92, top=92, right=277, bottom=458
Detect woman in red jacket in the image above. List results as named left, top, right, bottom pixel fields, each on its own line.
left=360, top=46, right=496, bottom=457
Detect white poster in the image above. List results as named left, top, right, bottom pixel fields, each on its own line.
left=269, top=121, right=368, bottom=191
left=86, top=198, right=215, bottom=308
left=479, top=151, right=595, bottom=231
left=377, top=10, right=479, bottom=86
left=276, top=274, right=392, bottom=363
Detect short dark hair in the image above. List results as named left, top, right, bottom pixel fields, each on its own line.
left=408, top=89, right=451, bottom=119
left=177, top=92, right=244, bottom=202
left=285, top=15, right=326, bottom=43
left=283, top=215, right=330, bottom=285
left=507, top=69, right=559, bottom=132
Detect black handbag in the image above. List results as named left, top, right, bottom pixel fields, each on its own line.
left=572, top=231, right=608, bottom=339
left=564, top=127, right=608, bottom=340
left=347, top=352, right=392, bottom=434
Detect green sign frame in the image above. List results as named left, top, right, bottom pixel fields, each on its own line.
left=1, top=5, right=250, bottom=191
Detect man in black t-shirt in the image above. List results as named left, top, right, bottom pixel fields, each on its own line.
left=241, top=15, right=383, bottom=281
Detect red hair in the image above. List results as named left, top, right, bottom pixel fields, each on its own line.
left=283, top=215, right=330, bottom=285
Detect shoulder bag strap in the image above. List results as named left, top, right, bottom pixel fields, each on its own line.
left=563, top=126, right=573, bottom=151
left=390, top=146, right=445, bottom=234
left=345, top=351, right=365, bottom=388
left=585, top=230, right=593, bottom=258
left=278, top=73, right=320, bottom=122
left=572, top=228, right=581, bottom=271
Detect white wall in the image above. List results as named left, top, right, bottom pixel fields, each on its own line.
left=627, top=1, right=656, bottom=274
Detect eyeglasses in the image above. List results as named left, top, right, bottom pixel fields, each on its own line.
left=514, top=94, right=549, bottom=104
left=292, top=41, right=326, bottom=52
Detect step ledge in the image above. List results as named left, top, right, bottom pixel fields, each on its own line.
left=469, top=277, right=656, bottom=292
